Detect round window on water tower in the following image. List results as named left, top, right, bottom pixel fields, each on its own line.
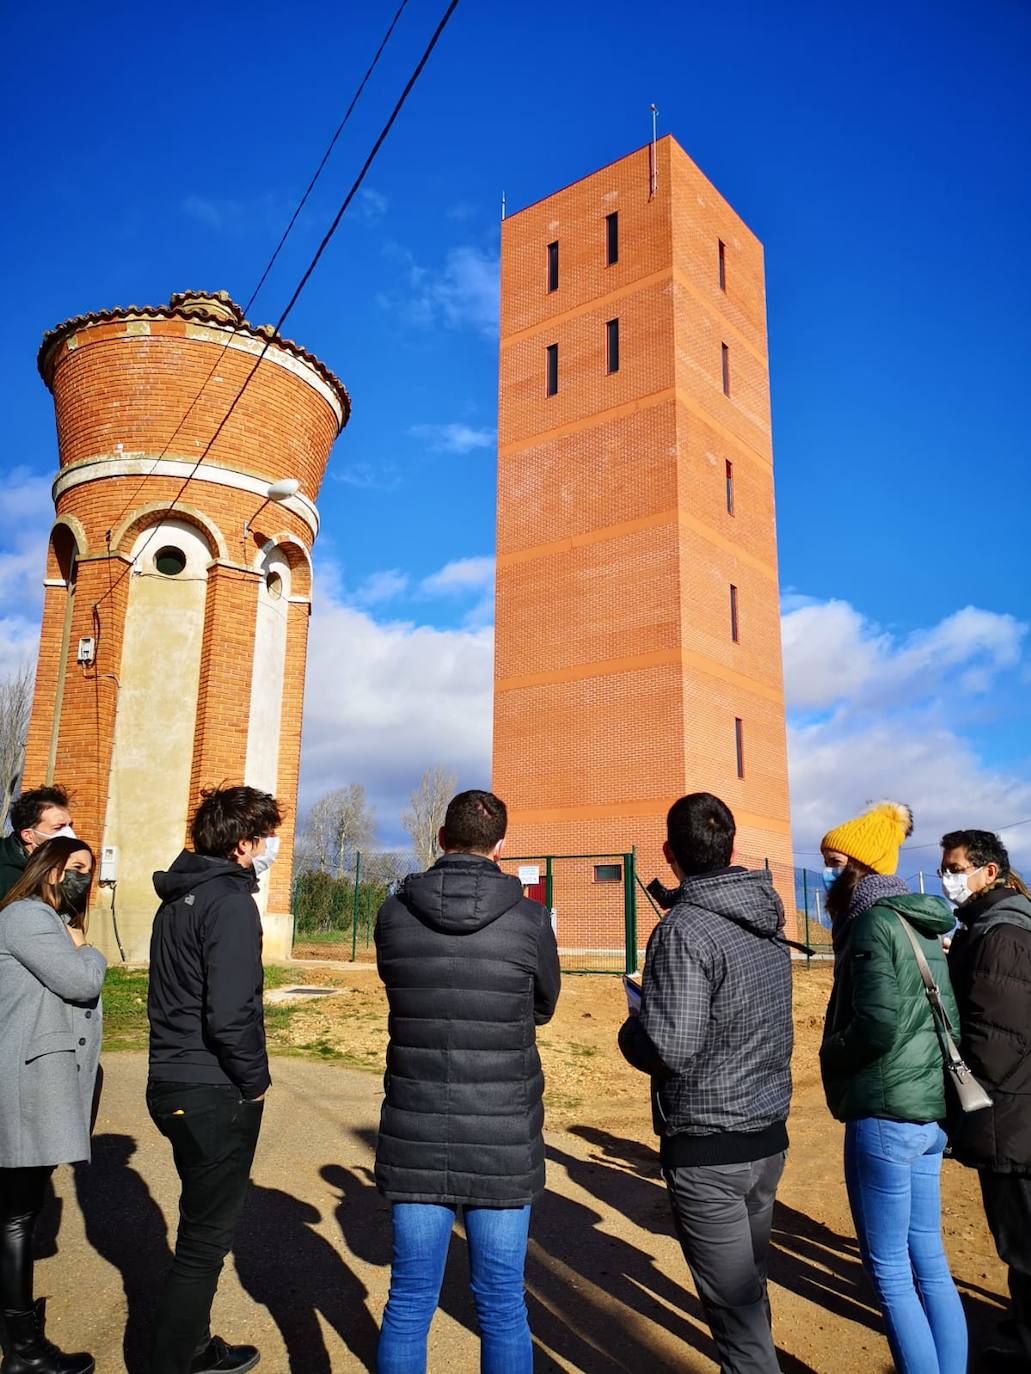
left=265, top=570, right=284, bottom=600
left=154, top=546, right=187, bottom=577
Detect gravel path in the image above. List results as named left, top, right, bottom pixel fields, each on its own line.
left=35, top=1049, right=1006, bottom=1373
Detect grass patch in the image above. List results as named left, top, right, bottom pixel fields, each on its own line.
left=102, top=962, right=299, bottom=1054
left=102, top=967, right=150, bottom=1052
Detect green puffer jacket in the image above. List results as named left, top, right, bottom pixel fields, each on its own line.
left=821, top=894, right=959, bottom=1123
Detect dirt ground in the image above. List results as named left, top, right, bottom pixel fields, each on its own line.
left=269, top=960, right=1010, bottom=1372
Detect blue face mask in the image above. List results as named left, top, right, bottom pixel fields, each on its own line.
left=823, top=866, right=844, bottom=893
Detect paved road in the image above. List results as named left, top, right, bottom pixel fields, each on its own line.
left=36, top=1054, right=720, bottom=1374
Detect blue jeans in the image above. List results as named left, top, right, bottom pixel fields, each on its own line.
left=844, top=1118, right=967, bottom=1374
left=377, top=1203, right=532, bottom=1374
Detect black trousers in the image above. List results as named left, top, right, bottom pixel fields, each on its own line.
left=147, top=1081, right=264, bottom=1374
left=980, top=1170, right=1031, bottom=1357
left=0, top=1165, right=55, bottom=1314
left=663, top=1152, right=786, bottom=1374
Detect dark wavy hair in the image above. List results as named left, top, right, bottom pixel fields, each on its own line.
left=9, top=784, right=71, bottom=840
left=0, top=835, right=95, bottom=931
left=191, top=786, right=283, bottom=860
left=941, top=829, right=1031, bottom=899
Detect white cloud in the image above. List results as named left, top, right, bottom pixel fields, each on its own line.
left=355, top=188, right=388, bottom=224
left=783, top=596, right=1031, bottom=870
left=788, top=716, right=1031, bottom=872
left=300, top=584, right=493, bottom=840
left=419, top=556, right=495, bottom=627
left=330, top=461, right=401, bottom=492
left=419, top=557, right=495, bottom=597
left=181, top=195, right=231, bottom=231
left=409, top=422, right=496, bottom=455
left=0, top=469, right=52, bottom=679
left=783, top=599, right=1026, bottom=711
left=353, top=569, right=409, bottom=605
left=382, top=242, right=500, bottom=339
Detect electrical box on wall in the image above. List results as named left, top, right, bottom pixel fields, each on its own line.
left=99, top=845, right=117, bottom=883
left=77, top=637, right=95, bottom=665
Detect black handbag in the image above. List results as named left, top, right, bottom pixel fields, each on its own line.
left=894, top=913, right=993, bottom=1115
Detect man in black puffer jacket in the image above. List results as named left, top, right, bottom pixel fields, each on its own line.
left=942, top=829, right=1031, bottom=1371
left=374, top=789, right=560, bottom=1373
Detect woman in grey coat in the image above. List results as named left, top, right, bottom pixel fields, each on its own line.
left=0, top=835, right=106, bottom=1374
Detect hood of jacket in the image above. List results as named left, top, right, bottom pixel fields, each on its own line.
left=152, top=849, right=258, bottom=904
left=867, top=891, right=956, bottom=938
left=962, top=885, right=1031, bottom=934
left=677, top=867, right=783, bottom=937
left=0, top=831, right=27, bottom=869
left=399, top=852, right=525, bottom=935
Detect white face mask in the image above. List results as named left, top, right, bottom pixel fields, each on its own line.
left=251, top=835, right=280, bottom=878
left=32, top=824, right=77, bottom=843
left=941, top=867, right=983, bottom=907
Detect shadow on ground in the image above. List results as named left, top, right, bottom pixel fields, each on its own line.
left=67, top=1120, right=1005, bottom=1373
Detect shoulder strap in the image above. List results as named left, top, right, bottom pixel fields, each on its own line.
left=710, top=906, right=815, bottom=957
left=892, top=912, right=963, bottom=1068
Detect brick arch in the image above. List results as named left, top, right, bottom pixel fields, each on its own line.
left=252, top=532, right=313, bottom=599
left=110, top=501, right=229, bottom=564
left=46, top=515, right=88, bottom=581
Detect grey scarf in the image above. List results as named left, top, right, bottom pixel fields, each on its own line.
left=849, top=872, right=909, bottom=922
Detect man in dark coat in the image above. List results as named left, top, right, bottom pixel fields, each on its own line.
left=619, top=793, right=794, bottom=1374
left=0, top=784, right=75, bottom=899
left=943, top=829, right=1031, bottom=1372
left=147, top=785, right=282, bottom=1374
left=374, top=788, right=560, bottom=1373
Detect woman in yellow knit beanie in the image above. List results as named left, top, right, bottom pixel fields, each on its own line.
left=822, top=799, right=913, bottom=878
left=819, top=801, right=966, bottom=1374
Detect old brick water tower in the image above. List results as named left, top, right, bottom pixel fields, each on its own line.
left=24, top=290, right=349, bottom=961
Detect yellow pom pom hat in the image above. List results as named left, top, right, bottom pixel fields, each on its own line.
left=821, top=801, right=915, bottom=876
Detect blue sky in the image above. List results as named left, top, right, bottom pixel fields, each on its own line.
left=3, top=0, right=1030, bottom=866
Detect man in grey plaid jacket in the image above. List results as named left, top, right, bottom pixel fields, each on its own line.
left=619, top=792, right=793, bottom=1374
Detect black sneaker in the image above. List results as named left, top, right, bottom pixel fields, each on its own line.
left=188, top=1336, right=260, bottom=1373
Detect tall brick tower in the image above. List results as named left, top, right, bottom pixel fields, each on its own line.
left=493, top=137, right=793, bottom=941
left=26, top=290, right=348, bottom=961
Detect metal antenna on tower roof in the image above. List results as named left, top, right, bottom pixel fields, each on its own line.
left=501, top=189, right=506, bottom=221
left=649, top=103, right=659, bottom=199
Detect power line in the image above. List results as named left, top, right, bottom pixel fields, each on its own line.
left=94, top=0, right=461, bottom=611
left=242, top=0, right=411, bottom=320
left=98, top=0, right=412, bottom=548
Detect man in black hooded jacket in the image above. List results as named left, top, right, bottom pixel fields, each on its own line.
left=146, top=785, right=282, bottom=1374
left=374, top=788, right=560, bottom=1372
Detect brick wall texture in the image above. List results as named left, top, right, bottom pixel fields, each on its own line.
left=23, top=294, right=345, bottom=950
left=493, top=137, right=795, bottom=935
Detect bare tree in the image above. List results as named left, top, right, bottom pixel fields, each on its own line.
left=402, top=766, right=458, bottom=871
left=0, top=664, right=34, bottom=833
left=302, top=785, right=376, bottom=878
left=362, top=849, right=417, bottom=892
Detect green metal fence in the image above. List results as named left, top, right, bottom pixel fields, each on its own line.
left=288, top=849, right=841, bottom=969
left=499, top=851, right=641, bottom=973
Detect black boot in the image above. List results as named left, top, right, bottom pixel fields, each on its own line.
left=189, top=1336, right=260, bottom=1373
left=0, top=1301, right=94, bottom=1374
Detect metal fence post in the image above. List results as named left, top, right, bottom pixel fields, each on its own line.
left=350, top=849, right=361, bottom=963
left=545, top=855, right=553, bottom=912
left=802, top=868, right=810, bottom=960
left=624, top=851, right=638, bottom=974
